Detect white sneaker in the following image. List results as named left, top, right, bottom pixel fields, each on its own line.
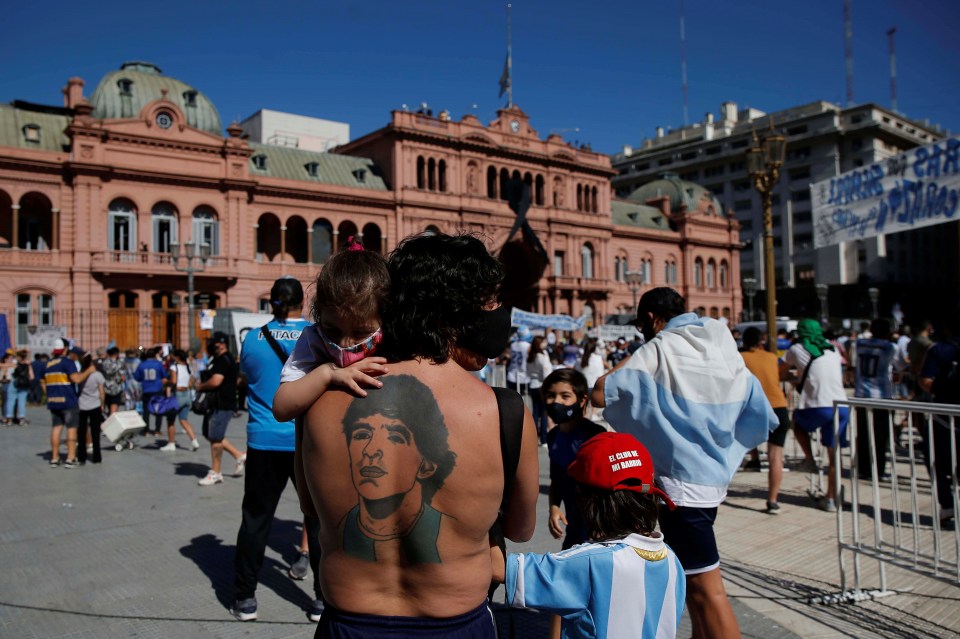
left=86, top=445, right=94, bottom=455
left=233, top=453, right=247, bottom=477
left=190, top=439, right=200, bottom=451
left=159, top=442, right=177, bottom=452
left=198, top=471, right=223, bottom=486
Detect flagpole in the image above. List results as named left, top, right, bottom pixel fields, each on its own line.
left=507, top=3, right=513, bottom=108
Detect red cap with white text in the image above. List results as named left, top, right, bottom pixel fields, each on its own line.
left=567, top=432, right=676, bottom=510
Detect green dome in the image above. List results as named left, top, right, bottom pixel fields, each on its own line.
left=626, top=172, right=724, bottom=216
left=90, top=62, right=222, bottom=136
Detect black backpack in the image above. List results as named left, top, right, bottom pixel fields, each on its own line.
left=12, top=363, right=30, bottom=390
left=931, top=340, right=960, bottom=405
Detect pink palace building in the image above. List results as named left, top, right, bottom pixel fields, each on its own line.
left=0, top=62, right=742, bottom=350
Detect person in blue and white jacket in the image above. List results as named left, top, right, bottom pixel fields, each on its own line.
left=497, top=432, right=685, bottom=639
left=593, top=287, right=776, bottom=639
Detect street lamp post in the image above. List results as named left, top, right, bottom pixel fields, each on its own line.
left=742, top=277, right=757, bottom=322
left=171, top=241, right=211, bottom=350
left=746, top=124, right=786, bottom=353
left=816, top=283, right=829, bottom=327
left=868, top=287, right=880, bottom=319
left=624, top=270, right=643, bottom=311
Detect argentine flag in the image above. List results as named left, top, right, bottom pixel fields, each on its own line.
left=603, top=313, right=777, bottom=507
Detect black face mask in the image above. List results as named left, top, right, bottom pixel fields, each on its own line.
left=545, top=401, right=582, bottom=425
left=206, top=343, right=220, bottom=358
left=457, top=306, right=513, bottom=360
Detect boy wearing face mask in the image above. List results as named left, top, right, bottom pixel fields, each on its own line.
left=543, top=368, right=607, bottom=549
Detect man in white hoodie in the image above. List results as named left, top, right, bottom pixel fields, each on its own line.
left=593, top=287, right=776, bottom=639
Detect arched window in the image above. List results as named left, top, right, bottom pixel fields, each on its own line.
left=18, top=192, right=54, bottom=251
left=108, top=198, right=137, bottom=253
left=427, top=158, right=437, bottom=191
left=256, top=213, right=281, bottom=261
left=192, top=206, right=219, bottom=255
left=535, top=175, right=545, bottom=206
left=286, top=215, right=308, bottom=263
left=576, top=184, right=583, bottom=211
left=416, top=156, right=425, bottom=189
left=438, top=160, right=447, bottom=192
left=707, top=259, right=716, bottom=290
left=151, top=202, right=177, bottom=253
left=614, top=256, right=622, bottom=282
left=499, top=168, right=510, bottom=201
left=719, top=260, right=729, bottom=290
left=641, top=258, right=652, bottom=284
left=581, top=243, right=594, bottom=279
left=337, top=221, right=358, bottom=252
left=362, top=223, right=383, bottom=254
left=591, top=186, right=599, bottom=213
left=694, top=258, right=704, bottom=289
left=487, top=166, right=498, bottom=198
left=311, top=219, right=333, bottom=264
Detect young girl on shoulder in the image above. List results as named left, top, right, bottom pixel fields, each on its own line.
left=272, top=238, right=390, bottom=516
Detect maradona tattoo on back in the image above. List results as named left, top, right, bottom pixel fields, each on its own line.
left=339, top=374, right=457, bottom=564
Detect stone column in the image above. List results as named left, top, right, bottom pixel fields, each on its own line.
left=280, top=225, right=287, bottom=264
left=11, top=204, right=19, bottom=249
left=51, top=208, right=60, bottom=251
left=307, top=227, right=314, bottom=264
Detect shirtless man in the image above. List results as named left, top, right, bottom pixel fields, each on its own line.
left=300, top=232, right=539, bottom=637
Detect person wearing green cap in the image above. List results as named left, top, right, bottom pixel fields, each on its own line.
left=783, top=318, right=850, bottom=512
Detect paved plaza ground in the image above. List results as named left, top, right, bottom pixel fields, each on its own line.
left=0, top=404, right=957, bottom=638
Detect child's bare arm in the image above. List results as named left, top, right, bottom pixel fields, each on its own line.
left=273, top=357, right=388, bottom=422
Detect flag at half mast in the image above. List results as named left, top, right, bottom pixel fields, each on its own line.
left=498, top=51, right=511, bottom=99
left=498, top=4, right=513, bottom=107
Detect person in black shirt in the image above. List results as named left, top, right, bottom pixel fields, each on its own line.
left=196, top=332, right=246, bottom=486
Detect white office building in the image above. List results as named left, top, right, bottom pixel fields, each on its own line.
left=611, top=101, right=950, bottom=291
left=239, top=109, right=349, bottom=152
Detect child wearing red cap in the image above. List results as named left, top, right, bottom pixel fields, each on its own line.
left=494, top=432, right=686, bottom=639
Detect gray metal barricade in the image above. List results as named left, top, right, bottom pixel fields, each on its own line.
left=827, top=397, right=960, bottom=602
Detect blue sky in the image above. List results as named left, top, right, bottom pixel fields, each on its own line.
left=2, top=0, right=958, bottom=154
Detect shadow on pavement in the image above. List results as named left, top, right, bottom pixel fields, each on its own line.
left=174, top=462, right=210, bottom=478
left=180, top=534, right=236, bottom=609
left=180, top=523, right=316, bottom=618
left=265, top=517, right=303, bottom=567
left=724, top=560, right=958, bottom=639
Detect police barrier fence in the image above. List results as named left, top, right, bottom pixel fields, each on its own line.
left=827, top=397, right=959, bottom=602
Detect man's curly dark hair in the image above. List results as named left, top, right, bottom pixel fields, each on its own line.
left=379, top=232, right=504, bottom=363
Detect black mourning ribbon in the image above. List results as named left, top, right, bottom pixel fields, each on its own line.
left=503, top=176, right=547, bottom=260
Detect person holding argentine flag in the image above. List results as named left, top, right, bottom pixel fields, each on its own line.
left=592, top=287, right=777, bottom=639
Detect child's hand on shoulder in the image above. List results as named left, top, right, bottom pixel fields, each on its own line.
left=328, top=357, right=388, bottom=397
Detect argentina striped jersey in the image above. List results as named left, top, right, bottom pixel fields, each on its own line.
left=506, top=533, right=685, bottom=639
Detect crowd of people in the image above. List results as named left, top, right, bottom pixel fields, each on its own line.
left=10, top=228, right=960, bottom=639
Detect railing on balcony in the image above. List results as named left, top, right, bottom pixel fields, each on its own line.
left=253, top=259, right=321, bottom=281
left=0, top=247, right=63, bottom=267
left=90, top=251, right=233, bottom=272
left=547, top=275, right=610, bottom=292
